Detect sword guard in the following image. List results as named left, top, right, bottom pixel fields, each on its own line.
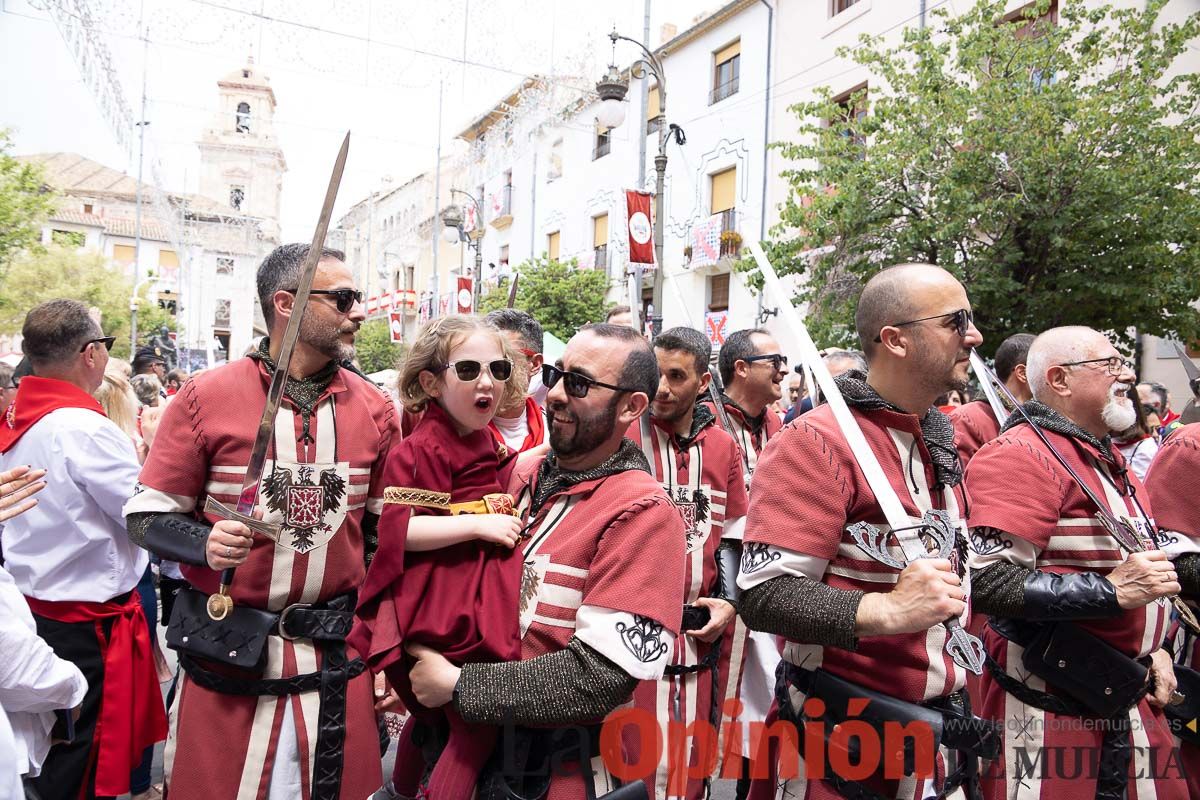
left=1095, top=513, right=1143, bottom=555
left=1174, top=597, right=1200, bottom=637
left=945, top=622, right=986, bottom=676
left=848, top=521, right=908, bottom=570
left=920, top=510, right=956, bottom=560
left=204, top=496, right=281, bottom=540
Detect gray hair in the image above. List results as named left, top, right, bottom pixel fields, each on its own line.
left=130, top=373, right=162, bottom=406
left=256, top=243, right=346, bottom=327
left=1026, top=326, right=1104, bottom=401
left=823, top=349, right=867, bottom=373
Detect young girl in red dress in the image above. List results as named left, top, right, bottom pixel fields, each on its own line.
left=351, top=315, right=529, bottom=799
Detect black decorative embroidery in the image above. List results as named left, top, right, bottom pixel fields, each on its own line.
left=669, top=486, right=711, bottom=551
left=741, top=542, right=781, bottom=574
left=616, top=614, right=669, bottom=663
left=262, top=464, right=347, bottom=551
left=1151, top=527, right=1180, bottom=549
left=970, top=527, right=1013, bottom=557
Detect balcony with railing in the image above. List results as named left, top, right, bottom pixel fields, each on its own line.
left=718, top=208, right=741, bottom=258
left=593, top=244, right=608, bottom=271
left=710, top=76, right=739, bottom=105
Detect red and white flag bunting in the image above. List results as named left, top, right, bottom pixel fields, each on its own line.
left=688, top=213, right=723, bottom=268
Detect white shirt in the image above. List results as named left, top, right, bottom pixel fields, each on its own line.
left=0, top=408, right=147, bottom=602
left=1118, top=436, right=1160, bottom=482
left=0, top=565, right=88, bottom=785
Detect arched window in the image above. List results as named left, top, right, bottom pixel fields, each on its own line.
left=236, top=101, right=251, bottom=133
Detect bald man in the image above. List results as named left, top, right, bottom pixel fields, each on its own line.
left=968, top=326, right=1190, bottom=800
left=739, top=264, right=993, bottom=800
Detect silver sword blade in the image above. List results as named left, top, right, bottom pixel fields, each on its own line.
left=215, top=132, right=351, bottom=602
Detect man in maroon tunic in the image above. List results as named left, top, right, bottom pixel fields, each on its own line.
left=1140, top=421, right=1200, bottom=797
left=739, top=264, right=992, bottom=800
left=707, top=328, right=786, bottom=474
left=125, top=244, right=398, bottom=800
left=948, top=332, right=1034, bottom=464
left=629, top=326, right=748, bottom=799
left=968, top=326, right=1188, bottom=800
left=405, top=323, right=687, bottom=800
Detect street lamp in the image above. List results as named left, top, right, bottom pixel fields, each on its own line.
left=597, top=28, right=683, bottom=339
left=440, top=189, right=484, bottom=314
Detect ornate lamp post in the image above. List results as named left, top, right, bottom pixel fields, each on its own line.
left=441, top=189, right=485, bottom=314
left=596, top=29, right=682, bottom=339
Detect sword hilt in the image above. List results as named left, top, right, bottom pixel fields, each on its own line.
left=944, top=620, right=986, bottom=676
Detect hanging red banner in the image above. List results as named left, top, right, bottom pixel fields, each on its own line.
left=626, top=190, right=655, bottom=267
left=457, top=277, right=474, bottom=314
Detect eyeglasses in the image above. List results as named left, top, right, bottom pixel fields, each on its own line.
left=1057, top=356, right=1134, bottom=377
left=287, top=288, right=364, bottom=313
left=874, top=309, right=973, bottom=343
left=436, top=359, right=513, bottom=382
left=79, top=336, right=116, bottom=353
left=543, top=363, right=639, bottom=399
left=743, top=353, right=788, bottom=371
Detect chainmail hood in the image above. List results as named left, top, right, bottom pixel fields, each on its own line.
left=531, top=437, right=651, bottom=515
left=834, top=370, right=962, bottom=488
left=250, top=337, right=341, bottom=444
left=1001, top=400, right=1116, bottom=465
left=720, top=392, right=768, bottom=436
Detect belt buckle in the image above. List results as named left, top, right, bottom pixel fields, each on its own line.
left=278, top=602, right=313, bottom=641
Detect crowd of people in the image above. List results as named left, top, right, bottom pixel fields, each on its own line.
left=2, top=242, right=1200, bottom=800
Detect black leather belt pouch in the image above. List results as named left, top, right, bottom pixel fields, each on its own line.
left=1020, top=621, right=1147, bottom=718
left=165, top=587, right=273, bottom=673
left=1164, top=663, right=1200, bottom=746
left=805, top=668, right=946, bottom=777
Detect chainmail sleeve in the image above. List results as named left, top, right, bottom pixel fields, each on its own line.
left=455, top=638, right=638, bottom=726
left=126, top=510, right=158, bottom=546
left=970, top=527, right=1121, bottom=620
left=362, top=511, right=380, bottom=567
left=1175, top=552, right=1200, bottom=599
left=739, top=575, right=863, bottom=652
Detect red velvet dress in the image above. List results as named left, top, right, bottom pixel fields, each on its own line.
left=351, top=401, right=522, bottom=798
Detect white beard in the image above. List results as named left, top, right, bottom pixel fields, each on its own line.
left=1102, top=387, right=1137, bottom=433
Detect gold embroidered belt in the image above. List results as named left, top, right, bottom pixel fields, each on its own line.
left=383, top=487, right=517, bottom=517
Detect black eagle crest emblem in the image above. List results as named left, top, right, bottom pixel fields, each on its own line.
left=262, top=464, right=347, bottom=551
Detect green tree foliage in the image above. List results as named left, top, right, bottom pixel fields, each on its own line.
left=355, top=317, right=408, bottom=374
left=0, top=129, right=56, bottom=273
left=765, top=0, right=1200, bottom=353
left=0, top=245, right=174, bottom=360
left=478, top=256, right=612, bottom=342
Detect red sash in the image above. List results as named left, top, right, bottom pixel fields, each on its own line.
left=24, top=593, right=168, bottom=797
left=487, top=397, right=545, bottom=454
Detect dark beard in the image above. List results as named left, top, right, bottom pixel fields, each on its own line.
left=301, top=315, right=356, bottom=362
left=548, top=395, right=619, bottom=457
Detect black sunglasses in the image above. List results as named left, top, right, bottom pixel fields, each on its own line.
left=79, top=336, right=116, bottom=353
left=288, top=288, right=364, bottom=313
left=436, top=359, right=513, bottom=382
left=743, top=353, right=788, bottom=371
left=543, top=363, right=639, bottom=399
left=874, top=309, right=973, bottom=343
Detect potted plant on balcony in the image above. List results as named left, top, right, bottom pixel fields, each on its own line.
left=719, top=230, right=743, bottom=257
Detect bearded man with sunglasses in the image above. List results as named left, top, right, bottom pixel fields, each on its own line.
left=406, top=323, right=687, bottom=799
left=968, top=327, right=1190, bottom=800
left=124, top=244, right=399, bottom=800
left=738, top=264, right=993, bottom=800
left=0, top=299, right=164, bottom=799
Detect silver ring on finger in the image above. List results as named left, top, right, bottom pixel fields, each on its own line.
left=226, top=546, right=233, bottom=558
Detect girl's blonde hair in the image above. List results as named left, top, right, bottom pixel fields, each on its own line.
left=398, top=315, right=525, bottom=413
left=94, top=369, right=139, bottom=439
